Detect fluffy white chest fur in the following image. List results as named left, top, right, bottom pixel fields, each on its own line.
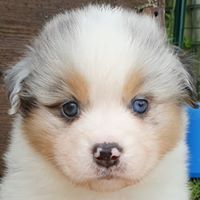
left=0, top=4, right=197, bottom=200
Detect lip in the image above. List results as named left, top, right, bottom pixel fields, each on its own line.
left=97, top=172, right=123, bottom=180
left=98, top=175, right=114, bottom=180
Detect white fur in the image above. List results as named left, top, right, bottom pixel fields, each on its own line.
left=0, top=117, right=189, bottom=200
left=1, top=5, right=192, bottom=200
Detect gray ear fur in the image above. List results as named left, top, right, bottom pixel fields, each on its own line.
left=175, top=47, right=199, bottom=108
left=4, top=59, right=32, bottom=115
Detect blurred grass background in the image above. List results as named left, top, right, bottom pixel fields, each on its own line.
left=189, top=179, right=200, bottom=200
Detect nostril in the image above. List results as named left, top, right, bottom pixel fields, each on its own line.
left=111, top=155, right=119, bottom=161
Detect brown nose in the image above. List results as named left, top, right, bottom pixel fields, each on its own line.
left=93, top=143, right=123, bottom=168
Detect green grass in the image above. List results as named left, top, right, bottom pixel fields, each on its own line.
left=190, top=179, right=200, bottom=200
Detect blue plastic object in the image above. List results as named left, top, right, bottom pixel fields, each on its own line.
left=187, top=103, right=200, bottom=178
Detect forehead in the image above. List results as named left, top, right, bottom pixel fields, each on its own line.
left=29, top=7, right=180, bottom=104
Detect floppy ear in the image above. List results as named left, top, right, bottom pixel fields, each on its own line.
left=177, top=49, right=199, bottom=109
left=4, top=59, right=32, bottom=115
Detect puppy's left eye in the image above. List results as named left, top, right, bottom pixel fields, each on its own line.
left=131, top=99, right=148, bottom=114
left=61, top=101, right=79, bottom=119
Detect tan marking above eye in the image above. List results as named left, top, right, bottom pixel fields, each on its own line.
left=36, top=69, right=89, bottom=108
left=122, top=70, right=144, bottom=103
left=65, top=70, right=89, bottom=105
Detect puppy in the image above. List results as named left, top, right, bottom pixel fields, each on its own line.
left=0, top=5, right=198, bottom=200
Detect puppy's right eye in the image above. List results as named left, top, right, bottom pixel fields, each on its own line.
left=61, top=101, right=79, bottom=119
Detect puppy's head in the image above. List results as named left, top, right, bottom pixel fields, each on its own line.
left=4, top=5, right=198, bottom=192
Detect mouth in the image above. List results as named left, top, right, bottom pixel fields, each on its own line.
left=71, top=166, right=135, bottom=192
left=86, top=171, right=134, bottom=192
left=96, top=167, right=123, bottom=180
left=98, top=174, right=114, bottom=180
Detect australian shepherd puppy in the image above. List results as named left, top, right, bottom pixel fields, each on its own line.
left=0, top=5, right=198, bottom=200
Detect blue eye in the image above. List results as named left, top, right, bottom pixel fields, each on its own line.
left=61, top=101, right=79, bottom=119
left=131, top=99, right=148, bottom=114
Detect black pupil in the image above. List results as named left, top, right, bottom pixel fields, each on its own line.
left=62, top=102, right=78, bottom=117
left=137, top=101, right=145, bottom=107
left=133, top=99, right=148, bottom=113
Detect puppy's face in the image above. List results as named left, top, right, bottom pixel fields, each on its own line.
left=5, top=6, right=197, bottom=192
